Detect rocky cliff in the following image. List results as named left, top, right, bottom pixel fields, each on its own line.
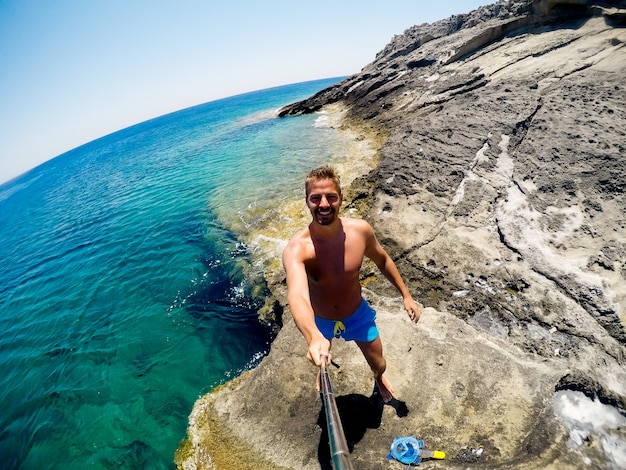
left=176, top=1, right=626, bottom=468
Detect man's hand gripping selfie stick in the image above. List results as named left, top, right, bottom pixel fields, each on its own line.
left=320, top=354, right=355, bottom=470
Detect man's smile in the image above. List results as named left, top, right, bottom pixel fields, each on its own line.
left=315, top=207, right=336, bottom=225
left=317, top=207, right=333, bottom=216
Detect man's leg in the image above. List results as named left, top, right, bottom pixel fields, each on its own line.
left=356, top=337, right=394, bottom=403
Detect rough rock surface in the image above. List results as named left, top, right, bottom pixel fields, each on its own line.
left=177, top=1, right=626, bottom=468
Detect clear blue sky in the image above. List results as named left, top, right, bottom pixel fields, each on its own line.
left=0, top=0, right=488, bottom=183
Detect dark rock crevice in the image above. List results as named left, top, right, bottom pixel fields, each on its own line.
left=556, top=372, right=626, bottom=414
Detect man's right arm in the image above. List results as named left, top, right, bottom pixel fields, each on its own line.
left=282, top=240, right=330, bottom=366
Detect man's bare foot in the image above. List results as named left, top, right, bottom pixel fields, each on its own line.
left=376, top=375, right=395, bottom=403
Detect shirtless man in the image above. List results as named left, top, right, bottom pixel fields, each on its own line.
left=282, top=165, right=420, bottom=402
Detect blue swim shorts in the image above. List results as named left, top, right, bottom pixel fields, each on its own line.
left=315, top=298, right=379, bottom=342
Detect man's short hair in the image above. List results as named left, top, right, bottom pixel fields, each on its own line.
left=305, top=165, right=342, bottom=196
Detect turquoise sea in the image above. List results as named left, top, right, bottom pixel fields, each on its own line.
left=0, top=77, right=354, bottom=469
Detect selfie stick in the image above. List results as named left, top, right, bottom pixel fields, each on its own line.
left=320, top=355, right=355, bottom=470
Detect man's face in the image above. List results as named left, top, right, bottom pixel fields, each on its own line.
left=306, top=179, right=342, bottom=226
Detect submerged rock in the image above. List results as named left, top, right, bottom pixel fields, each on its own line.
left=177, top=1, right=626, bottom=468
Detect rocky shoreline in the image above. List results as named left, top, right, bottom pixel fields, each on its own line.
left=176, top=1, right=626, bottom=468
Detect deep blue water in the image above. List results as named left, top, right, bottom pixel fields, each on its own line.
left=0, top=77, right=349, bottom=469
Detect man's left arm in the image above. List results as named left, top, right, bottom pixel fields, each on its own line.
left=362, top=222, right=421, bottom=323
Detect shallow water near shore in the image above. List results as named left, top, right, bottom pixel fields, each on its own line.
left=0, top=77, right=359, bottom=469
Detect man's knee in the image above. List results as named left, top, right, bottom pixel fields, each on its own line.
left=358, top=341, right=385, bottom=371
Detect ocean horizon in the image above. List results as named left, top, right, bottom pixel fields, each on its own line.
left=0, top=76, right=373, bottom=469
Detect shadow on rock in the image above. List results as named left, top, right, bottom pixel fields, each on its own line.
left=317, top=389, right=410, bottom=469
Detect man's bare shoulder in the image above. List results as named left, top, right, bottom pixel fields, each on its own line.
left=283, top=227, right=312, bottom=260
left=340, top=216, right=374, bottom=233
left=286, top=226, right=312, bottom=245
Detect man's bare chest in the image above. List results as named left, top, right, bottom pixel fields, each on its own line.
left=304, top=239, right=364, bottom=282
